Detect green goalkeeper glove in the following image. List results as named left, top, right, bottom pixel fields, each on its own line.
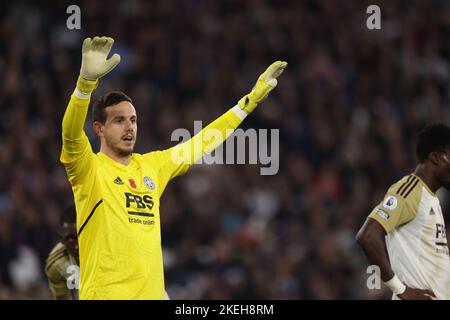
left=238, top=60, right=287, bottom=114
left=76, top=36, right=121, bottom=94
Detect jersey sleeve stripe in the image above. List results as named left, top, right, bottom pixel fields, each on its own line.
left=396, top=175, right=412, bottom=195
left=78, top=199, right=103, bottom=237
left=403, top=179, right=419, bottom=198
left=45, top=252, right=69, bottom=273
left=398, top=176, right=417, bottom=197
left=46, top=247, right=66, bottom=262
left=397, top=176, right=417, bottom=197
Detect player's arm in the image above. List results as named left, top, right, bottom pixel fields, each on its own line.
left=60, top=36, right=120, bottom=184
left=45, top=266, right=73, bottom=300
left=356, top=218, right=393, bottom=282
left=356, top=193, right=436, bottom=300
left=48, top=279, right=73, bottom=300
left=155, top=61, right=287, bottom=182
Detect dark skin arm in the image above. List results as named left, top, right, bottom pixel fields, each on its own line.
left=356, top=218, right=436, bottom=300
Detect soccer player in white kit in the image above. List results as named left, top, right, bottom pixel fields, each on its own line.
left=356, top=124, right=450, bottom=300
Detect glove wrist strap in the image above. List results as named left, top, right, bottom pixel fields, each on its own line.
left=238, top=94, right=258, bottom=115
left=76, top=76, right=98, bottom=95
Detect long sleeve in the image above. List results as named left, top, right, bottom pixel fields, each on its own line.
left=60, top=91, right=95, bottom=185
left=145, top=106, right=247, bottom=196
left=170, top=106, right=245, bottom=166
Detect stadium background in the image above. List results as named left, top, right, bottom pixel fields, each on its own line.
left=0, top=0, right=449, bottom=299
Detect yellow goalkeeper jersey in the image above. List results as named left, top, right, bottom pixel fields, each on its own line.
left=60, top=92, right=245, bottom=299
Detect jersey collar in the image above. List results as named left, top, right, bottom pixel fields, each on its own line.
left=412, top=173, right=436, bottom=196
left=97, top=152, right=135, bottom=169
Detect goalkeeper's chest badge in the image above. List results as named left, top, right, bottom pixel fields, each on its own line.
left=143, top=176, right=155, bottom=190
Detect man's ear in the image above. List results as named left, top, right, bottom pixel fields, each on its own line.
left=429, top=152, right=441, bottom=166
left=93, top=121, right=104, bottom=137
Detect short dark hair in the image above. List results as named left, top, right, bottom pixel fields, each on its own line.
left=92, top=91, right=133, bottom=124
left=60, top=204, right=77, bottom=227
left=416, top=123, right=450, bottom=162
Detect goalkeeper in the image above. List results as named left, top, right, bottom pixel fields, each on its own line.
left=60, top=36, right=287, bottom=299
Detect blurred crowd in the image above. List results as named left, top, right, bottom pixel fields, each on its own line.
left=0, top=0, right=449, bottom=299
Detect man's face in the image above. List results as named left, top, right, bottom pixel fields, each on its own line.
left=437, top=148, right=450, bottom=190
left=61, top=222, right=78, bottom=259
left=98, top=101, right=137, bottom=157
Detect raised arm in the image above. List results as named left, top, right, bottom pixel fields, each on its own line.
left=60, top=37, right=120, bottom=183
left=171, top=61, right=288, bottom=165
